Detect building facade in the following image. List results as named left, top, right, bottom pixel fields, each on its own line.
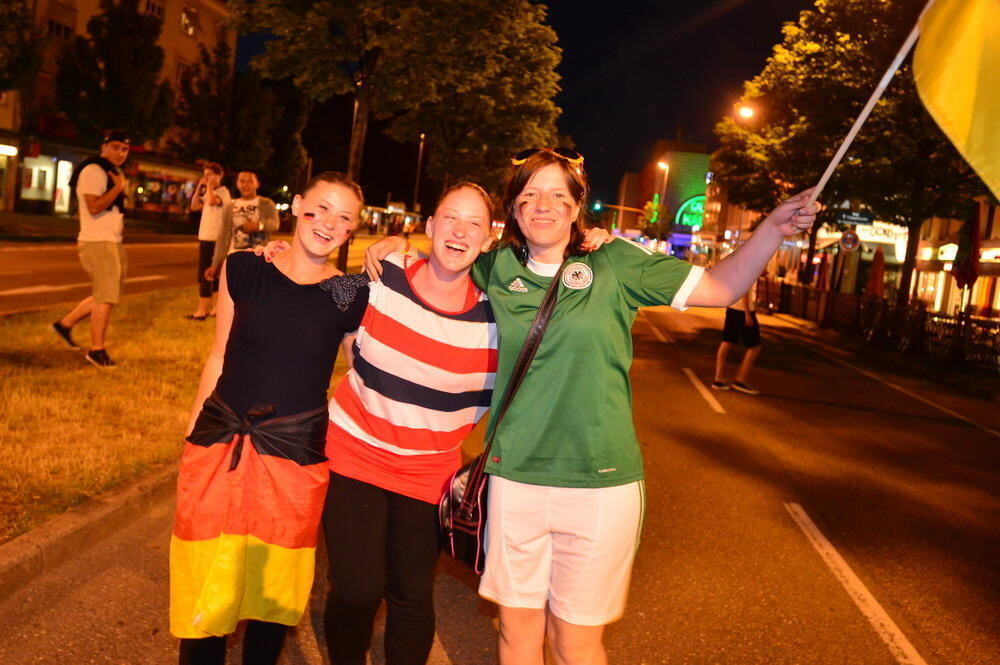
left=0, top=0, right=234, bottom=217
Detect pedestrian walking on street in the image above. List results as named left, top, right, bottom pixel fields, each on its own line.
left=204, top=170, right=279, bottom=284
left=50, top=129, right=131, bottom=369
left=713, top=277, right=763, bottom=395
left=170, top=172, right=368, bottom=665
left=188, top=162, right=230, bottom=320
left=369, top=147, right=818, bottom=665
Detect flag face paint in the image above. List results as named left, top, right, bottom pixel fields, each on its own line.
left=914, top=0, right=1000, bottom=199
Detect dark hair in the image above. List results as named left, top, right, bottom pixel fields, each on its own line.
left=435, top=181, right=494, bottom=220
left=203, top=162, right=223, bottom=176
left=500, top=150, right=589, bottom=262
left=304, top=171, right=364, bottom=205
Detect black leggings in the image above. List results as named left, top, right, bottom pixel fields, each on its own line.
left=197, top=240, right=218, bottom=298
left=322, top=471, right=441, bottom=665
left=178, top=620, right=287, bottom=665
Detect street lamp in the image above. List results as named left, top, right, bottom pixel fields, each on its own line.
left=412, top=132, right=426, bottom=212
left=657, top=161, right=670, bottom=210
left=737, top=104, right=755, bottom=120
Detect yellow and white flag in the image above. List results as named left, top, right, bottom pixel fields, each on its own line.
left=914, top=0, right=1000, bottom=199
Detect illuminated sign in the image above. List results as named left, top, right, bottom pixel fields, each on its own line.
left=674, top=195, right=705, bottom=230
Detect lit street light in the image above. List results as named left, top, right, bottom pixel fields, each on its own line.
left=412, top=132, right=426, bottom=213
left=737, top=105, right=755, bottom=119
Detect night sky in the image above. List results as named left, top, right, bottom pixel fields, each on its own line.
left=545, top=0, right=815, bottom=199
left=238, top=0, right=816, bottom=206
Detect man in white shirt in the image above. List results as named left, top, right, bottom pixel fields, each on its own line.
left=50, top=130, right=130, bottom=369
left=188, top=162, right=230, bottom=320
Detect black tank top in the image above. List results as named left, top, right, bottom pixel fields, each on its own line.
left=215, top=251, right=369, bottom=418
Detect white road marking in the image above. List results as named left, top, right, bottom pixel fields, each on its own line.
left=682, top=367, right=726, bottom=414
left=0, top=275, right=167, bottom=296
left=784, top=502, right=929, bottom=665
left=774, top=329, right=1000, bottom=439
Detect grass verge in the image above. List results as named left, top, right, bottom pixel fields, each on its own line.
left=0, top=287, right=353, bottom=544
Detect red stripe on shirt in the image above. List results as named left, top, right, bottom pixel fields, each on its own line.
left=326, top=421, right=462, bottom=504
left=364, top=305, right=498, bottom=373
left=334, top=384, right=476, bottom=453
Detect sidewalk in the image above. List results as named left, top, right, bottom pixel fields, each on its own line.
left=762, top=310, right=999, bottom=401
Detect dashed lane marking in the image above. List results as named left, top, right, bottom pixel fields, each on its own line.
left=682, top=367, right=726, bottom=414
left=785, top=502, right=929, bottom=665
left=0, top=275, right=167, bottom=296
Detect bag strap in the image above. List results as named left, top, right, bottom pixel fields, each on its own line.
left=457, top=260, right=566, bottom=515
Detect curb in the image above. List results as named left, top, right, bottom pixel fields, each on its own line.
left=0, top=462, right=178, bottom=600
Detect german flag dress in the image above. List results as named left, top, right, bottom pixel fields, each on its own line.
left=170, top=252, right=369, bottom=639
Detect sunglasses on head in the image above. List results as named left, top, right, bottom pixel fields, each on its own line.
left=511, top=147, right=585, bottom=167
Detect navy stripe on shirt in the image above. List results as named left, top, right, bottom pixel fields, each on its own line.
left=352, top=347, right=493, bottom=412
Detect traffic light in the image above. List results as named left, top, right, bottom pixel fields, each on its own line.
left=593, top=200, right=602, bottom=211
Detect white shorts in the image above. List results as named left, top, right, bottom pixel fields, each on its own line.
left=478, top=475, right=645, bottom=626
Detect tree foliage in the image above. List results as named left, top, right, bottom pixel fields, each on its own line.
left=384, top=0, right=561, bottom=194
left=55, top=0, right=173, bottom=145
left=0, top=0, right=40, bottom=92
left=230, top=0, right=562, bottom=187
left=711, top=0, right=989, bottom=303
left=171, top=34, right=277, bottom=174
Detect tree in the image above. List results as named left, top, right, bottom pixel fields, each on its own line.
left=230, top=0, right=557, bottom=184
left=384, top=0, right=561, bottom=194
left=172, top=33, right=278, bottom=174
left=55, top=0, right=173, bottom=145
left=0, top=0, right=40, bottom=92
left=261, top=79, right=310, bottom=193
left=711, top=0, right=988, bottom=312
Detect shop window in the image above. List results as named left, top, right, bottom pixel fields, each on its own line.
left=181, top=6, right=201, bottom=37
left=20, top=157, right=56, bottom=202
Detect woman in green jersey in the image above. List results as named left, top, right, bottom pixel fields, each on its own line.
left=367, top=148, right=817, bottom=665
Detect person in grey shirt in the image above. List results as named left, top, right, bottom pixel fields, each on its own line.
left=205, top=170, right=278, bottom=282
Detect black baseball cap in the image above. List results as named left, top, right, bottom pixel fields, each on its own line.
left=101, top=129, right=131, bottom=145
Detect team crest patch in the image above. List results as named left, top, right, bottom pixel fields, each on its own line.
left=561, top=263, right=593, bottom=290
left=508, top=278, right=529, bottom=293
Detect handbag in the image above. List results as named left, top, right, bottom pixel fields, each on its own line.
left=438, top=260, right=566, bottom=573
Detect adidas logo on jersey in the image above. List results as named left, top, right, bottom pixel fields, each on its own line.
left=508, top=278, right=529, bottom=293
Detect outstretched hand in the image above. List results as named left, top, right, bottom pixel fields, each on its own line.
left=581, top=227, right=614, bottom=251
left=763, top=188, right=820, bottom=237
left=364, top=236, right=410, bottom=280
left=253, top=240, right=291, bottom=263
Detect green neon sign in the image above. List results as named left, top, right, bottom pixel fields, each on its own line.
left=674, top=195, right=705, bottom=230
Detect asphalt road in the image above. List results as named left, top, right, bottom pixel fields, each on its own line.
left=0, top=307, right=996, bottom=664
left=0, top=234, right=419, bottom=316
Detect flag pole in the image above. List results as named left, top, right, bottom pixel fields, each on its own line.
left=805, top=0, right=936, bottom=207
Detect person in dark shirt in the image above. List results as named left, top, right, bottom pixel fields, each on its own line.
left=170, top=172, right=368, bottom=665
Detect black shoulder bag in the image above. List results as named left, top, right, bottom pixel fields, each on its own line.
left=438, top=261, right=565, bottom=574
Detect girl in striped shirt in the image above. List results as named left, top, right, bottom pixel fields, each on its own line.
left=321, top=183, right=497, bottom=665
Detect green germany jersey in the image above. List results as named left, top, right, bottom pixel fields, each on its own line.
left=471, top=239, right=702, bottom=488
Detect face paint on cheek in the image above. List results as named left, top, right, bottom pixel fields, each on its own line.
left=303, top=212, right=316, bottom=220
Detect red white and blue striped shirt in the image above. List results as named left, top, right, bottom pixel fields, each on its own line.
left=327, top=253, right=497, bottom=503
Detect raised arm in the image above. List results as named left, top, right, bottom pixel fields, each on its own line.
left=686, top=189, right=817, bottom=308
left=186, top=261, right=236, bottom=436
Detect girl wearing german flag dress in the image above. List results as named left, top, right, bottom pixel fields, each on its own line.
left=170, top=172, right=369, bottom=665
